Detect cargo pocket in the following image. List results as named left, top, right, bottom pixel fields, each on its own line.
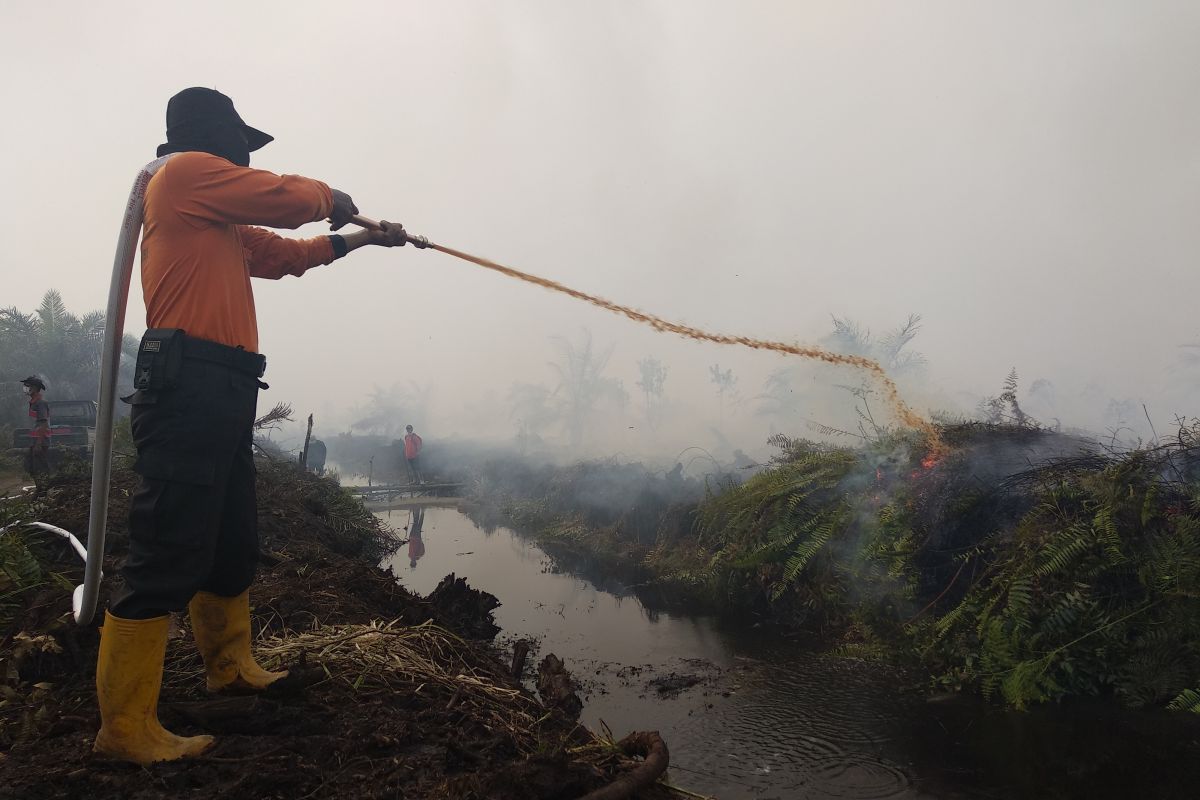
left=133, top=449, right=216, bottom=486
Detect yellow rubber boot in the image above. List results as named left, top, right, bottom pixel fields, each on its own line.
left=94, top=612, right=214, bottom=764
left=188, top=590, right=287, bottom=692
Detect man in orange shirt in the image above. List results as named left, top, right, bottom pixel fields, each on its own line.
left=94, top=88, right=409, bottom=765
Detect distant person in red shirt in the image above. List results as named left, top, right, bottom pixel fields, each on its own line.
left=21, top=376, right=51, bottom=474
left=404, top=425, right=424, bottom=484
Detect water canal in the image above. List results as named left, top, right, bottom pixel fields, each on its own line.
left=376, top=505, right=1199, bottom=800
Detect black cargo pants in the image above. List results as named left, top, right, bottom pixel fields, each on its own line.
left=109, top=339, right=265, bottom=620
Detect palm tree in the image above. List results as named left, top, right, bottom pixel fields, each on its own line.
left=0, top=290, right=138, bottom=426
left=351, top=381, right=431, bottom=437
left=508, top=382, right=557, bottom=453
left=635, top=357, right=668, bottom=429
left=756, top=314, right=926, bottom=426
left=549, top=330, right=627, bottom=449
left=709, top=363, right=738, bottom=422
left=824, top=314, right=927, bottom=375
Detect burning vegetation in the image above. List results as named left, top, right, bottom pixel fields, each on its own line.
left=469, top=420, right=1200, bottom=713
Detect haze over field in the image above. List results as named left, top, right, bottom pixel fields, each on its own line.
left=3, top=1, right=1198, bottom=457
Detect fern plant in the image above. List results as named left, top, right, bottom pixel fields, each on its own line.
left=1167, top=688, right=1200, bottom=713
left=924, top=440, right=1200, bottom=709
left=0, top=528, right=45, bottom=635
left=695, top=441, right=857, bottom=612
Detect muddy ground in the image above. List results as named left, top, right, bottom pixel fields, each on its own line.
left=0, top=461, right=681, bottom=800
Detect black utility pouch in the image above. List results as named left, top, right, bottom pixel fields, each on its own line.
left=134, top=328, right=186, bottom=391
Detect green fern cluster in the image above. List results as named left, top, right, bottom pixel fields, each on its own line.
left=689, top=436, right=925, bottom=627
left=924, top=455, right=1200, bottom=709
left=1167, top=688, right=1200, bottom=712
left=694, top=442, right=857, bottom=613
left=0, top=530, right=44, bottom=634
left=685, top=429, right=1200, bottom=711
left=0, top=494, right=46, bottom=634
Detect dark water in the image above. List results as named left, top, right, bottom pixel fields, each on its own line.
left=377, top=506, right=1200, bottom=800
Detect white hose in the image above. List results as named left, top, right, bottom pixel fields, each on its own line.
left=0, top=521, right=91, bottom=565
left=0, top=520, right=97, bottom=618
left=75, top=154, right=175, bottom=625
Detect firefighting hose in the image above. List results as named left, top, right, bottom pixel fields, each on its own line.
left=74, top=155, right=174, bottom=624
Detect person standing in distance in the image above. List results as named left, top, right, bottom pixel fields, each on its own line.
left=404, top=424, right=424, bottom=484
left=21, top=376, right=51, bottom=474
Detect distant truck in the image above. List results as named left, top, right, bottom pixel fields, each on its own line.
left=9, top=400, right=98, bottom=467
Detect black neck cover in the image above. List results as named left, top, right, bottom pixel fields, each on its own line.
left=157, top=120, right=250, bottom=167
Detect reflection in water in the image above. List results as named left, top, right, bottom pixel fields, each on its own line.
left=378, top=507, right=1200, bottom=800
left=405, top=508, right=425, bottom=568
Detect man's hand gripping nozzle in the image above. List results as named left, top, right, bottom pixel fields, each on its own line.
left=349, top=214, right=433, bottom=248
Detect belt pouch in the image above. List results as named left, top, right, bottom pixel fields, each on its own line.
left=133, top=328, right=186, bottom=391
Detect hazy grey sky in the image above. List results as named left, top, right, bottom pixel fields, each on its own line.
left=3, top=1, right=1198, bottom=451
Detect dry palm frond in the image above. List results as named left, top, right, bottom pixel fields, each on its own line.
left=253, top=619, right=555, bottom=747
left=163, top=618, right=550, bottom=748
left=257, top=619, right=526, bottom=703
left=254, top=402, right=293, bottom=431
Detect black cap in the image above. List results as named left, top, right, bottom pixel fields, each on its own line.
left=164, top=87, right=273, bottom=152
left=20, top=376, right=45, bottom=391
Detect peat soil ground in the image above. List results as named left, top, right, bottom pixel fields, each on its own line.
left=0, top=463, right=679, bottom=800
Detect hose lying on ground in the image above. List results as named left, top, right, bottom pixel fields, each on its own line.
left=575, top=731, right=670, bottom=800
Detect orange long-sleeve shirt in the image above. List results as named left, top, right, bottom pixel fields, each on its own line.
left=141, top=151, right=336, bottom=352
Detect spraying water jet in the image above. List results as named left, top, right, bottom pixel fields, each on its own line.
left=348, top=213, right=940, bottom=445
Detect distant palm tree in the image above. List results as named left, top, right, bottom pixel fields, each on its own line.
left=709, top=363, right=738, bottom=422
left=756, top=314, right=926, bottom=423
left=508, top=382, right=558, bottom=452
left=636, top=357, right=668, bottom=429
left=351, top=381, right=431, bottom=437
left=549, top=330, right=627, bottom=449
left=823, top=314, right=927, bottom=375
left=0, top=289, right=138, bottom=426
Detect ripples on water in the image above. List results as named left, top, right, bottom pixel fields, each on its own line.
left=667, top=653, right=916, bottom=799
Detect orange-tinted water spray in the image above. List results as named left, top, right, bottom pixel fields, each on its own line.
left=352, top=216, right=940, bottom=445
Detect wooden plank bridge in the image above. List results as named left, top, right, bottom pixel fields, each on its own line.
left=345, top=483, right=464, bottom=505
